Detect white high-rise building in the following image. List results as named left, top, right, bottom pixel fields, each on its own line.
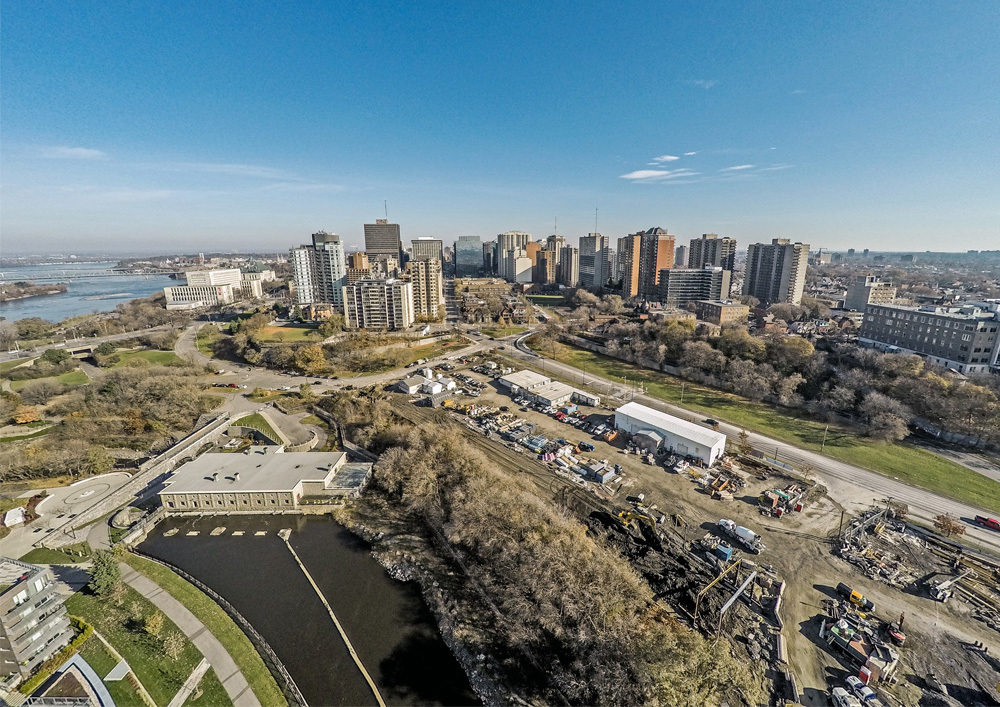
left=342, top=278, right=415, bottom=330
left=496, top=231, right=532, bottom=281
left=290, top=232, right=347, bottom=309
left=408, top=258, right=444, bottom=319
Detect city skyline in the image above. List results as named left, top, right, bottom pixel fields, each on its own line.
left=2, top=2, right=999, bottom=254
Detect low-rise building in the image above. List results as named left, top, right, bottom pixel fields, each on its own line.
left=531, top=381, right=576, bottom=408
left=159, top=447, right=374, bottom=511
left=497, top=370, right=551, bottom=393
left=694, top=300, right=750, bottom=326
left=0, top=558, right=73, bottom=679
left=844, top=275, right=896, bottom=312
left=614, top=402, right=726, bottom=466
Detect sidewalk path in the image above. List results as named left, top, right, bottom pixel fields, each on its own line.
left=166, top=657, right=211, bottom=707
left=120, top=563, right=262, bottom=707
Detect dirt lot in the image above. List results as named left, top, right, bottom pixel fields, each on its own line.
left=388, top=362, right=1000, bottom=706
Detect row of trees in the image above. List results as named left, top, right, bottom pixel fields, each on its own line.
left=322, top=393, right=763, bottom=706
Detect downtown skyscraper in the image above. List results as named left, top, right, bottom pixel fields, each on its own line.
left=743, top=238, right=810, bottom=305
left=290, top=231, right=347, bottom=309
left=364, top=219, right=403, bottom=263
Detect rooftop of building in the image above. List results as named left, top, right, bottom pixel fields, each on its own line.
left=0, top=557, right=42, bottom=594
left=615, top=402, right=727, bottom=448
left=868, top=302, right=999, bottom=319
left=162, top=447, right=347, bottom=495
left=697, top=299, right=749, bottom=308
left=499, top=370, right=551, bottom=389
left=324, top=462, right=374, bottom=492
left=532, top=381, right=577, bottom=400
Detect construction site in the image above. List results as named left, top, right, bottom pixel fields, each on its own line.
left=383, top=354, right=1000, bottom=706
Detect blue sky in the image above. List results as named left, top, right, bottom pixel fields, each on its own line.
left=2, top=1, right=998, bottom=254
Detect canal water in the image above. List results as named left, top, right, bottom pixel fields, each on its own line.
left=139, top=515, right=479, bottom=707
left=0, top=262, right=175, bottom=322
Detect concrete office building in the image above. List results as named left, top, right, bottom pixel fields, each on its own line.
left=525, top=241, right=541, bottom=267
left=695, top=300, right=750, bottom=326
left=638, top=228, right=675, bottom=298
left=164, top=268, right=264, bottom=310
left=557, top=246, right=579, bottom=287
left=860, top=302, right=1000, bottom=374
left=0, top=559, right=73, bottom=678
left=160, top=447, right=374, bottom=510
left=185, top=269, right=242, bottom=287
left=408, top=258, right=444, bottom=319
left=347, top=252, right=369, bottom=270
left=688, top=233, right=737, bottom=271
left=410, top=238, right=443, bottom=262
left=657, top=267, right=731, bottom=307
left=845, top=275, right=897, bottom=312
left=579, top=233, right=609, bottom=291
left=290, top=232, right=348, bottom=309
left=343, top=278, right=415, bottom=330
left=364, top=219, right=403, bottom=263
left=454, top=236, right=482, bottom=277
left=533, top=250, right=557, bottom=285
left=614, top=402, right=726, bottom=466
left=496, top=232, right=532, bottom=281
left=743, top=238, right=810, bottom=305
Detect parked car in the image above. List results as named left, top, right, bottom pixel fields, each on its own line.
left=845, top=677, right=877, bottom=703
left=831, top=687, right=862, bottom=707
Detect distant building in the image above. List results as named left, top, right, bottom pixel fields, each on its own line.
left=164, top=268, right=264, bottom=310
left=579, top=233, right=609, bottom=291
left=638, top=227, right=675, bottom=298
left=347, top=252, right=369, bottom=270
left=160, top=447, right=373, bottom=510
left=410, top=238, right=443, bottom=262
left=688, top=233, right=737, bottom=271
left=290, top=232, right=347, bottom=309
left=482, top=240, right=497, bottom=275
left=557, top=246, right=579, bottom=287
left=617, top=233, right=642, bottom=297
left=533, top=249, right=557, bottom=285
left=496, top=232, right=532, bottom=281
left=454, top=236, right=482, bottom=277
left=674, top=245, right=689, bottom=270
left=743, top=238, right=810, bottom=305
left=845, top=275, right=896, bottom=312
left=694, top=300, right=750, bottom=326
left=525, top=241, right=542, bottom=266
left=342, top=278, right=415, bottom=330
left=364, top=219, right=403, bottom=264
left=0, top=558, right=73, bottom=679
left=860, top=302, right=1000, bottom=374
left=657, top=267, right=731, bottom=307
left=545, top=235, right=566, bottom=262
left=407, top=258, right=444, bottom=319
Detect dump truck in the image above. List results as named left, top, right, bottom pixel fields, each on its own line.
left=836, top=582, right=876, bottom=612
left=718, top=518, right=764, bottom=553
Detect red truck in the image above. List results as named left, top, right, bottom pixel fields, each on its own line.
left=975, top=516, right=1000, bottom=532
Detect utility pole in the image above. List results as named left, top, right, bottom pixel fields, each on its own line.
left=821, top=424, right=829, bottom=452
left=680, top=382, right=685, bottom=403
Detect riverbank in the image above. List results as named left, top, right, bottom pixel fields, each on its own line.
left=0, top=283, right=68, bottom=302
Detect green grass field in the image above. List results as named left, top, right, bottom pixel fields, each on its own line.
left=257, top=325, right=319, bottom=343
left=481, top=326, right=528, bottom=338
left=0, top=357, right=35, bottom=373
left=112, top=350, right=183, bottom=367
left=20, top=545, right=92, bottom=564
left=235, top=413, right=282, bottom=443
left=0, top=426, right=55, bottom=444
left=525, top=294, right=567, bottom=304
left=10, top=368, right=90, bottom=391
left=546, top=343, right=1000, bottom=514
left=195, top=326, right=222, bottom=356
left=78, top=638, right=146, bottom=707
left=123, top=554, right=287, bottom=707
left=67, top=586, right=232, bottom=707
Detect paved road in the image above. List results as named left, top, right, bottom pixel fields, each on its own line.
left=121, top=563, right=262, bottom=707
left=508, top=334, right=1000, bottom=556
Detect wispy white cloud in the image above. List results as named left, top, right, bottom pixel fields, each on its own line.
left=39, top=146, right=107, bottom=160
left=651, top=154, right=680, bottom=162
left=759, top=163, right=793, bottom=171
left=687, top=79, right=718, bottom=90
left=684, top=151, right=698, bottom=156
left=168, top=162, right=300, bottom=180
left=791, top=89, right=806, bottom=95
left=720, top=164, right=754, bottom=172
left=620, top=169, right=699, bottom=182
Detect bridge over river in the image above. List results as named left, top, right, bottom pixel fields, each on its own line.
left=0, top=268, right=183, bottom=282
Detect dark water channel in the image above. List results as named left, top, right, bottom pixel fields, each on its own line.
left=139, top=515, right=479, bottom=707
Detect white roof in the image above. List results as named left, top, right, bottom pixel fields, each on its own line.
left=499, top=370, right=551, bottom=389
left=162, top=448, right=346, bottom=494
left=616, top=402, right=726, bottom=448
left=532, top=381, right=576, bottom=401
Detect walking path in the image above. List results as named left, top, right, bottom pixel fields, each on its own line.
left=119, top=563, right=262, bottom=707
left=166, top=658, right=211, bottom=707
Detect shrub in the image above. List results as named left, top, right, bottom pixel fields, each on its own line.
left=19, top=616, right=93, bottom=694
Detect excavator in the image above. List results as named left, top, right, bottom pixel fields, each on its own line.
left=616, top=509, right=663, bottom=551
left=929, top=568, right=974, bottom=602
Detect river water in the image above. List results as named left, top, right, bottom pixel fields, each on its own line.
left=0, top=262, right=175, bottom=323
left=139, top=515, right=479, bottom=707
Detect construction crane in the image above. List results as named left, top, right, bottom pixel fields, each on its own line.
left=929, top=569, right=975, bottom=602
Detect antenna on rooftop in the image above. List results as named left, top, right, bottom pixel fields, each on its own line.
left=554, top=217, right=557, bottom=235
left=594, top=207, right=598, bottom=235
left=384, top=200, right=388, bottom=219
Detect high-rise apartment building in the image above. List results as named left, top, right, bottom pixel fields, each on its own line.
left=533, top=250, right=557, bottom=285
left=408, top=258, right=444, bottom=319
left=546, top=235, right=566, bottom=263
left=845, top=275, right=897, bottom=312
left=482, top=240, right=497, bottom=275
left=410, top=238, right=443, bottom=262
left=579, top=233, right=609, bottom=291
left=657, top=267, right=732, bottom=307
left=860, top=303, right=1000, bottom=375
left=0, top=558, right=73, bottom=678
left=688, top=233, right=737, bottom=271
left=342, top=278, right=415, bottom=330
left=525, top=241, right=542, bottom=266
left=454, top=236, right=482, bottom=277
left=496, top=231, right=532, bottom=281
left=638, top=227, right=675, bottom=298
left=347, top=252, right=369, bottom=270
left=675, top=245, right=689, bottom=270
left=617, top=233, right=642, bottom=297
left=557, top=246, right=579, bottom=287
left=289, top=232, right=347, bottom=309
left=742, top=238, right=810, bottom=305
left=364, top=219, right=403, bottom=263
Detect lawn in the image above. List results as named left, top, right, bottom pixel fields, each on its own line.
left=233, top=413, right=282, bottom=443
left=525, top=294, right=567, bottom=304
left=195, top=326, right=222, bottom=357
left=0, top=357, right=35, bottom=373
left=20, top=544, right=92, bottom=565
left=257, top=325, right=319, bottom=343
left=78, top=638, right=146, bottom=707
left=184, top=669, right=230, bottom=707
left=123, top=553, right=287, bottom=707
left=67, top=585, right=231, bottom=707
left=11, top=368, right=90, bottom=391
left=545, top=343, right=1000, bottom=514
left=112, top=350, right=183, bottom=367
left=481, top=326, right=528, bottom=339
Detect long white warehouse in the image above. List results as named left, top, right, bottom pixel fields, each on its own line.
left=614, top=401, right=726, bottom=466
